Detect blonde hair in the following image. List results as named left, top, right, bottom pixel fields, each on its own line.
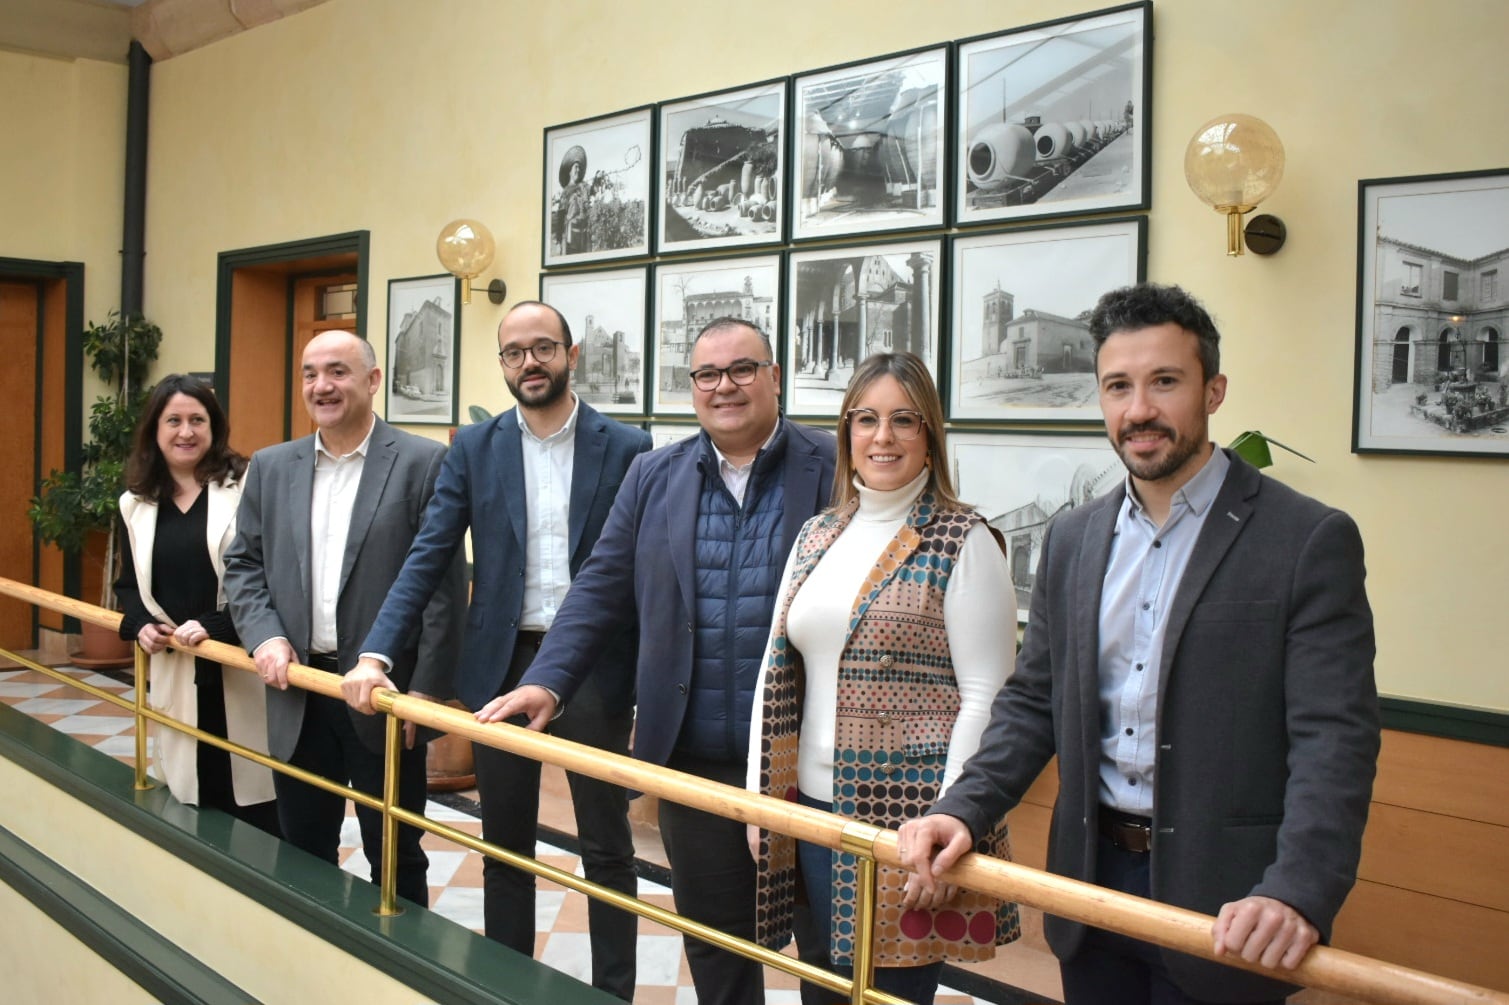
left=831, top=352, right=960, bottom=511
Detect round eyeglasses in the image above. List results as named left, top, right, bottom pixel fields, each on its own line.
left=845, top=408, right=926, bottom=440
left=498, top=340, right=567, bottom=369
left=688, top=359, right=773, bottom=392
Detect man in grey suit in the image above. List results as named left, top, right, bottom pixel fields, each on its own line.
left=225, top=330, right=465, bottom=906
left=343, top=301, right=650, bottom=1000
left=899, top=284, right=1379, bottom=1004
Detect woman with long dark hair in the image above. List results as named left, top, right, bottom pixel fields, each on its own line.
left=115, top=374, right=277, bottom=831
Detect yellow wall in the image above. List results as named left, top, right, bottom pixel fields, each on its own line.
left=5, top=0, right=1508, bottom=710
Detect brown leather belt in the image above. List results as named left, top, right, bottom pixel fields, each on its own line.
left=1099, top=806, right=1153, bottom=854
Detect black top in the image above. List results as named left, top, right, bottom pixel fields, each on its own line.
left=116, top=489, right=237, bottom=646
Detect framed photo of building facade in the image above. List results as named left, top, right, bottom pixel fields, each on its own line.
left=647, top=421, right=700, bottom=450
left=543, top=106, right=654, bottom=268
left=954, top=2, right=1151, bottom=227
left=539, top=266, right=648, bottom=416
left=784, top=238, right=943, bottom=418
left=385, top=274, right=460, bottom=426
left=949, top=431, right=1121, bottom=622
left=650, top=254, right=782, bottom=416
left=657, top=80, right=786, bottom=255
left=1353, top=168, right=1509, bottom=457
left=948, top=216, right=1145, bottom=423
left=791, top=44, right=949, bottom=242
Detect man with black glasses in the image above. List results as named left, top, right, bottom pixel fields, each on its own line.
left=481, top=316, right=835, bottom=1005
left=344, top=301, right=651, bottom=1000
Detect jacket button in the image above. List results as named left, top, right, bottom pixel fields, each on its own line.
left=877, top=711, right=893, bottom=724
left=879, top=654, right=895, bottom=669
left=676, top=683, right=688, bottom=695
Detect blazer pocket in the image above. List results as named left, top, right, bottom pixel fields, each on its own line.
left=1187, top=600, right=1278, bottom=624
left=901, top=715, right=952, bottom=760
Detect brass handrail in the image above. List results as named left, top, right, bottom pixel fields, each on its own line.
left=1, top=576, right=1505, bottom=1005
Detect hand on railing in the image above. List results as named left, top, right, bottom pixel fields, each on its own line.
left=171, top=619, right=210, bottom=648
left=341, top=657, right=426, bottom=749
left=474, top=685, right=557, bottom=730
left=136, top=621, right=176, bottom=655
left=253, top=638, right=295, bottom=690
left=1213, top=895, right=1318, bottom=972
left=896, top=814, right=966, bottom=910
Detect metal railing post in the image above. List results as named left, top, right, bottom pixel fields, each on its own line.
left=841, top=821, right=885, bottom=1005
left=377, top=712, right=403, bottom=917
left=132, top=643, right=153, bottom=791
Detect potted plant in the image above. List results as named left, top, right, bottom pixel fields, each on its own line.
left=27, top=310, right=162, bottom=664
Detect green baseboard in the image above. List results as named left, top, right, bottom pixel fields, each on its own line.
left=1380, top=696, right=1509, bottom=747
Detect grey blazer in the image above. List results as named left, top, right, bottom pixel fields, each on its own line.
left=224, top=417, right=466, bottom=759
left=933, top=450, right=1379, bottom=1002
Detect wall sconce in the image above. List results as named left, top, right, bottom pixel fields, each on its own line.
left=436, top=218, right=506, bottom=304
left=1184, top=114, right=1286, bottom=256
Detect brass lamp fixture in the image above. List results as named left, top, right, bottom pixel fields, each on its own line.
left=1184, top=114, right=1286, bottom=256
left=436, top=218, right=506, bottom=304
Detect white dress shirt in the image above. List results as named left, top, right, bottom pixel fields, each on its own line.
left=519, top=396, right=580, bottom=631
left=307, top=420, right=374, bottom=653
left=709, top=421, right=780, bottom=506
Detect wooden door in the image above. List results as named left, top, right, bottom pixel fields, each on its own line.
left=0, top=282, right=39, bottom=648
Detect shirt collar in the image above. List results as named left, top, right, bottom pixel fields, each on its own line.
left=710, top=418, right=781, bottom=475
left=314, top=416, right=376, bottom=461
left=1123, top=444, right=1229, bottom=519
left=516, top=393, right=581, bottom=445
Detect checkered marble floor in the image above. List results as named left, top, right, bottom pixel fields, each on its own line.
left=0, top=663, right=1010, bottom=1004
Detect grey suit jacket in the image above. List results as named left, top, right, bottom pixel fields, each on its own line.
left=933, top=450, right=1379, bottom=1002
left=224, top=417, right=466, bottom=759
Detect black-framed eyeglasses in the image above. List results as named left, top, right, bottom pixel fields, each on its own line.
left=845, top=408, right=926, bottom=440
left=498, top=340, right=567, bottom=368
left=688, top=359, right=773, bottom=392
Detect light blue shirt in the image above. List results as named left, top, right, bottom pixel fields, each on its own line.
left=1097, top=447, right=1230, bottom=815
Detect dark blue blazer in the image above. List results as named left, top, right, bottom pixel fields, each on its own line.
left=522, top=418, right=837, bottom=769
left=361, top=401, right=651, bottom=711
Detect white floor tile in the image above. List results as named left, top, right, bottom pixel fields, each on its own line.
left=424, top=800, right=479, bottom=823
left=14, top=697, right=99, bottom=716
left=638, top=875, right=672, bottom=897
left=77, top=672, right=131, bottom=691
left=536, top=889, right=565, bottom=931
left=48, top=715, right=135, bottom=736
left=635, top=934, right=686, bottom=987
left=425, top=850, right=467, bottom=886
left=766, top=991, right=802, bottom=1004
left=538, top=932, right=593, bottom=984
left=0, top=681, right=62, bottom=698
left=431, top=887, right=485, bottom=931
left=93, top=734, right=154, bottom=757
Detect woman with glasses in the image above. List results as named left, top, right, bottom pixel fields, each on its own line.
left=746, top=352, right=1019, bottom=1004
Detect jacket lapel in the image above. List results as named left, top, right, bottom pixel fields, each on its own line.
left=569, top=405, right=608, bottom=562
left=781, top=425, right=825, bottom=557
left=844, top=493, right=930, bottom=645
left=496, top=410, right=528, bottom=554
left=1075, top=488, right=1120, bottom=767
left=121, top=494, right=164, bottom=622
left=205, top=479, right=239, bottom=589
left=668, top=439, right=703, bottom=622
left=341, top=420, right=396, bottom=588
left=289, top=439, right=315, bottom=603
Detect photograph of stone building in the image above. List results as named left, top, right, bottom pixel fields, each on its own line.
left=541, top=267, right=647, bottom=414
left=652, top=256, right=778, bottom=414
left=386, top=276, right=458, bottom=425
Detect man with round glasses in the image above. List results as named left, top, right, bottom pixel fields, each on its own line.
left=480, top=316, right=836, bottom=1005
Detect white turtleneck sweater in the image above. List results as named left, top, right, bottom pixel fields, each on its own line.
left=747, top=469, right=1015, bottom=802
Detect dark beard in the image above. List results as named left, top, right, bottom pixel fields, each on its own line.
left=506, top=365, right=571, bottom=409
left=1114, top=423, right=1203, bottom=483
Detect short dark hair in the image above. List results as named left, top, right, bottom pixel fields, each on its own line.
left=693, top=316, right=773, bottom=356
left=505, top=300, right=574, bottom=347
left=126, top=374, right=247, bottom=500
left=1089, top=283, right=1221, bottom=382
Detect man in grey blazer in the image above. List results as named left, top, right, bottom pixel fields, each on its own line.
left=899, top=284, right=1379, bottom=1004
left=225, top=330, right=465, bottom=906
left=343, top=301, right=651, bottom=1000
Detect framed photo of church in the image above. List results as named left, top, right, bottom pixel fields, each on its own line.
left=783, top=238, right=943, bottom=418
left=385, top=274, right=460, bottom=426
left=649, top=254, right=782, bottom=417
left=1353, top=168, right=1509, bottom=458
left=949, top=431, right=1121, bottom=622
left=947, top=216, right=1145, bottom=424
left=540, top=266, right=649, bottom=416
left=543, top=106, right=655, bottom=268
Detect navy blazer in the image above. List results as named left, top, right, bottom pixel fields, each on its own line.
left=933, top=451, right=1379, bottom=1001
left=360, top=401, right=651, bottom=712
left=522, top=418, right=837, bottom=769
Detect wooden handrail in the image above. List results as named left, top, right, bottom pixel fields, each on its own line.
left=3, top=576, right=1504, bottom=1005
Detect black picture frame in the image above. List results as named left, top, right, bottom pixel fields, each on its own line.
left=1353, top=168, right=1509, bottom=457
left=784, top=237, right=944, bottom=418
left=540, top=265, right=650, bottom=416
left=947, top=215, right=1146, bottom=424
left=790, top=43, right=950, bottom=242
left=543, top=105, right=655, bottom=268
left=385, top=274, right=460, bottom=426
left=656, top=78, right=788, bottom=255
left=954, top=2, right=1152, bottom=227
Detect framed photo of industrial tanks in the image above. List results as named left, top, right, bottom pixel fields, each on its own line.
left=657, top=79, right=787, bottom=255
left=385, top=274, right=460, bottom=426
left=790, top=44, right=949, bottom=242
left=650, top=253, right=782, bottom=417
left=542, top=105, right=654, bottom=268
left=1353, top=168, right=1509, bottom=458
left=784, top=238, right=943, bottom=419
left=539, top=266, right=648, bottom=416
left=947, top=216, right=1146, bottom=423
left=954, top=2, right=1152, bottom=227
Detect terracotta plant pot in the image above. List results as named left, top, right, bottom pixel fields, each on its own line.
left=73, top=620, right=134, bottom=670
left=426, top=699, right=476, bottom=792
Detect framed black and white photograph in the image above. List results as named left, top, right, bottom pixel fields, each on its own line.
left=657, top=79, right=786, bottom=254
left=651, top=255, right=782, bottom=416
left=948, top=216, right=1146, bottom=423
left=385, top=274, right=460, bottom=426
left=540, top=266, right=648, bottom=416
left=648, top=421, right=699, bottom=450
left=785, top=238, right=943, bottom=418
left=954, top=2, right=1151, bottom=226
left=543, top=106, right=654, bottom=268
left=791, top=44, right=948, bottom=242
left=950, top=431, right=1121, bottom=621
left=1354, top=168, right=1509, bottom=457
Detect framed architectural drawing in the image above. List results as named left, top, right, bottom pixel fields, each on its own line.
left=650, top=254, right=782, bottom=416
left=954, top=2, right=1151, bottom=226
left=540, top=266, right=648, bottom=415
left=791, top=44, right=949, bottom=241
left=385, top=274, right=460, bottom=426
left=657, top=79, right=787, bottom=254
left=948, top=216, right=1145, bottom=423
left=543, top=106, right=654, bottom=268
left=949, top=431, right=1121, bottom=621
left=784, top=238, right=942, bottom=418
left=1353, top=168, right=1509, bottom=457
